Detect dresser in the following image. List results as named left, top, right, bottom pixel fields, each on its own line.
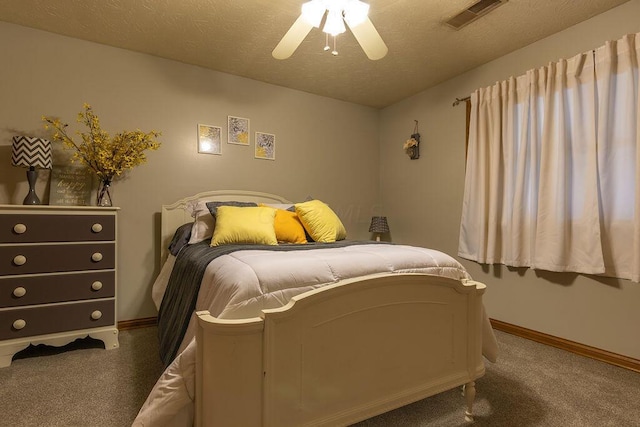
left=0, top=205, right=119, bottom=367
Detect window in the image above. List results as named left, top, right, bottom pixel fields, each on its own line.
left=459, top=33, right=640, bottom=282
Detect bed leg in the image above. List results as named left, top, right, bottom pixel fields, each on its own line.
left=464, top=381, right=476, bottom=422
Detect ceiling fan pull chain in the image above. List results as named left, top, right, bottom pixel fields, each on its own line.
left=324, top=33, right=330, bottom=51
left=332, top=35, right=338, bottom=56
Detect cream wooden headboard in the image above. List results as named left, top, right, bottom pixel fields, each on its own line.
left=160, top=190, right=292, bottom=264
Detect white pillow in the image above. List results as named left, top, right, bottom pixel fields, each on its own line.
left=188, top=201, right=214, bottom=244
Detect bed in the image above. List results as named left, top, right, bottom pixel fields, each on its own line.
left=133, top=190, right=498, bottom=427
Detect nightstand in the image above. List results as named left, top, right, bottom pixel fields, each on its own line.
left=0, top=205, right=119, bottom=367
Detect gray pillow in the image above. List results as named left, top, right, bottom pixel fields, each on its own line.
left=205, top=201, right=258, bottom=217
left=168, top=222, right=193, bottom=256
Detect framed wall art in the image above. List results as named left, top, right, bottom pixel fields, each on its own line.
left=48, top=164, right=93, bottom=206
left=228, top=116, right=250, bottom=145
left=255, top=132, right=275, bottom=160
left=198, top=124, right=222, bottom=155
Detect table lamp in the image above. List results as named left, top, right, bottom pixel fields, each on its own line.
left=369, top=216, right=390, bottom=241
left=11, top=135, right=52, bottom=205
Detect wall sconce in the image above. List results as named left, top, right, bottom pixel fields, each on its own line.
left=11, top=136, right=52, bottom=205
left=403, top=120, right=420, bottom=160
left=369, top=216, right=390, bottom=241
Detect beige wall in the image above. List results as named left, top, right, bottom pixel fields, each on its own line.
left=0, top=22, right=380, bottom=321
left=380, top=0, right=640, bottom=360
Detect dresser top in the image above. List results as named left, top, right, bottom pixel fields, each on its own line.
left=0, top=205, right=119, bottom=212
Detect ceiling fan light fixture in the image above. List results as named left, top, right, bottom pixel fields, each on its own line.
left=343, top=0, right=369, bottom=27
left=301, top=0, right=325, bottom=27
left=324, top=9, right=347, bottom=36
left=273, top=0, right=387, bottom=60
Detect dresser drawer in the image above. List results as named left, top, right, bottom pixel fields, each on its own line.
left=0, top=243, right=115, bottom=275
left=0, top=299, right=114, bottom=340
left=0, top=271, right=115, bottom=307
left=0, top=214, right=115, bottom=243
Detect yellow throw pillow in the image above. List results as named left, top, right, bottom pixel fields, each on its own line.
left=258, top=203, right=307, bottom=244
left=294, top=199, right=347, bottom=243
left=211, top=206, right=277, bottom=246
left=273, top=209, right=307, bottom=244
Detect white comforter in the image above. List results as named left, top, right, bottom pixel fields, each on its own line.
left=134, top=244, right=498, bottom=427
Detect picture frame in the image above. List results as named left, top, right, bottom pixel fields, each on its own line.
left=48, top=164, right=94, bottom=206
left=198, top=124, right=222, bottom=155
left=255, top=132, right=275, bottom=160
left=228, top=116, right=250, bottom=145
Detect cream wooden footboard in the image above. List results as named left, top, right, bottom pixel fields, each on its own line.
left=195, top=272, right=486, bottom=427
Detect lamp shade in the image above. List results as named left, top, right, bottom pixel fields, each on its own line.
left=11, top=136, right=52, bottom=169
left=369, top=216, right=390, bottom=234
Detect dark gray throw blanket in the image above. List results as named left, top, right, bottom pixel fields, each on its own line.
left=157, top=240, right=382, bottom=366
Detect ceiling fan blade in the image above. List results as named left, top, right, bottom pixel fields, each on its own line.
left=347, top=17, right=388, bottom=60
left=272, top=15, right=314, bottom=60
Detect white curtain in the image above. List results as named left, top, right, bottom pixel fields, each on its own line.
left=459, top=32, right=640, bottom=281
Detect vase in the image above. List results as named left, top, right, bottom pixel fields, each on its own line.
left=409, top=132, right=420, bottom=160
left=96, top=179, right=113, bottom=207
left=407, top=145, right=420, bottom=160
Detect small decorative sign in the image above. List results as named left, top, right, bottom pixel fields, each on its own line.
left=49, top=165, right=94, bottom=206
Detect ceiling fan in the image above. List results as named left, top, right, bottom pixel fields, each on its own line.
left=272, top=0, right=388, bottom=60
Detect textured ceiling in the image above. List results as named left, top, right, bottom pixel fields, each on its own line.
left=0, top=0, right=630, bottom=108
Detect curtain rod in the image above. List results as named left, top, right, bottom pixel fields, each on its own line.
left=452, top=96, right=470, bottom=107
left=453, top=48, right=600, bottom=108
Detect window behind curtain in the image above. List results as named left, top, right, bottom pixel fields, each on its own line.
left=459, top=32, right=640, bottom=282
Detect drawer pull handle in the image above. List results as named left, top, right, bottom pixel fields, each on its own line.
left=91, top=252, right=103, bottom=262
left=91, top=281, right=103, bottom=291
left=12, top=319, right=26, bottom=330
left=13, top=255, right=27, bottom=266
left=91, top=310, right=103, bottom=320
left=13, top=287, right=27, bottom=298
left=13, top=223, right=27, bottom=234
left=91, top=223, right=103, bottom=233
